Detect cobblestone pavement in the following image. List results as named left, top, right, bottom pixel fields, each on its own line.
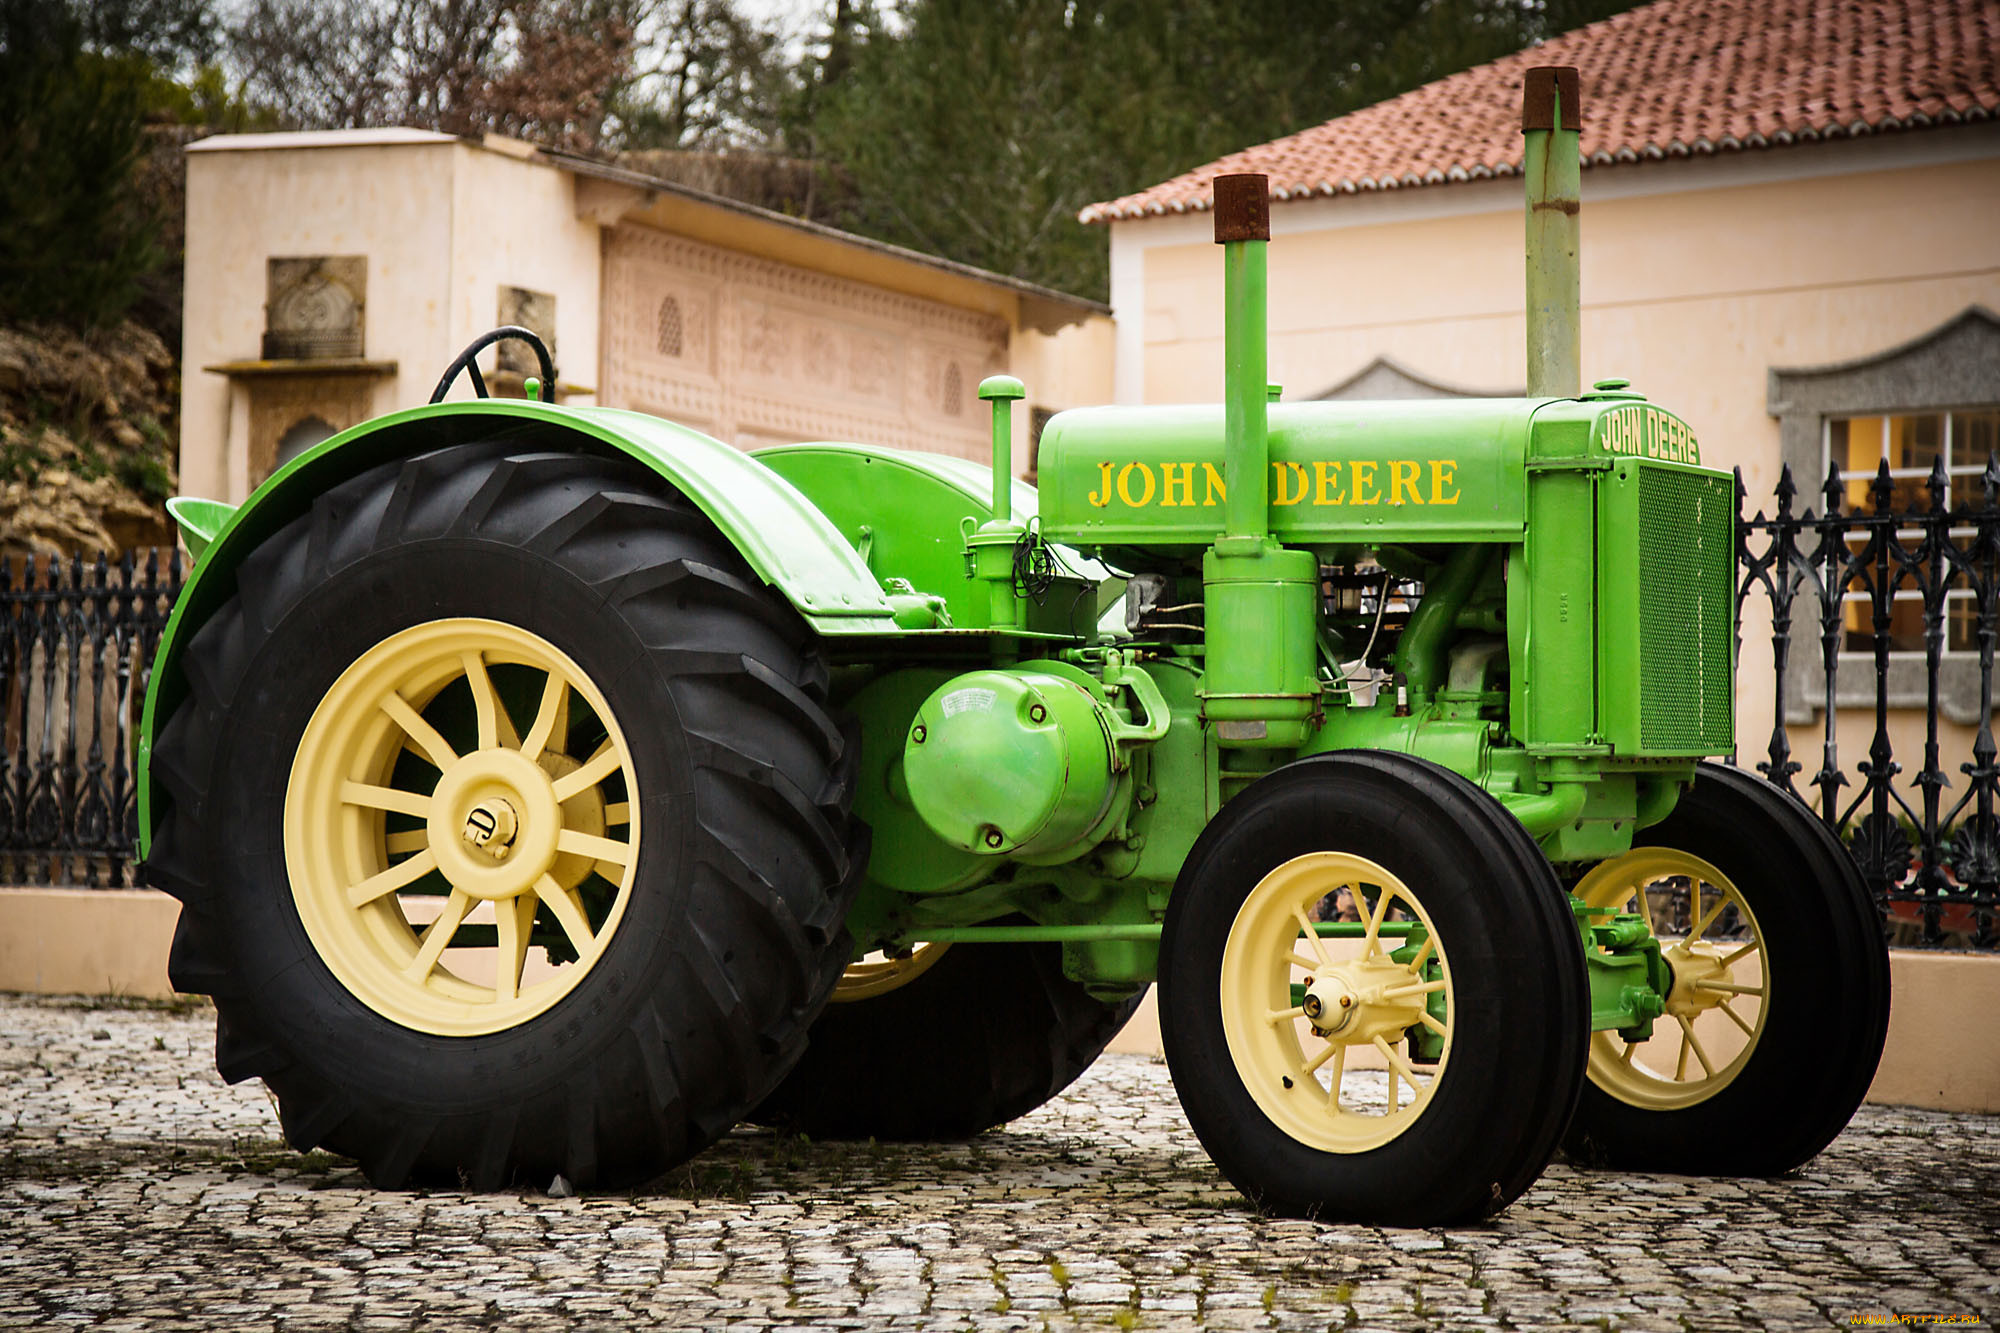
left=2, top=995, right=1995, bottom=1332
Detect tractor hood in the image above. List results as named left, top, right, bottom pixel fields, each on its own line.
left=1035, top=394, right=1702, bottom=551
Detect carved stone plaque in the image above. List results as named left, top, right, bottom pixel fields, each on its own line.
left=263, top=257, right=366, bottom=360
left=497, top=286, right=557, bottom=376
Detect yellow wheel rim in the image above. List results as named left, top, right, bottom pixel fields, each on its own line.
left=285, top=618, right=642, bottom=1037
left=1576, top=847, right=1767, bottom=1110
left=1219, top=852, right=1455, bottom=1153
left=830, top=942, right=952, bottom=1003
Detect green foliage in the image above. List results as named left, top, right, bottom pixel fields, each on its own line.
left=0, top=1, right=165, bottom=330
left=800, top=0, right=1646, bottom=299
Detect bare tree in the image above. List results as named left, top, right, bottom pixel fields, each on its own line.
left=231, top=0, right=633, bottom=152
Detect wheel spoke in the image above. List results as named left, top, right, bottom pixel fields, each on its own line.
left=1360, top=885, right=1393, bottom=958
left=405, top=888, right=471, bottom=980
left=1404, top=935, right=1435, bottom=974
left=1694, top=979, right=1763, bottom=997
left=462, top=651, right=501, bottom=750
left=1292, top=907, right=1330, bottom=966
left=1325, top=1046, right=1346, bottom=1114
left=1301, top=1040, right=1340, bottom=1076
left=1689, top=885, right=1729, bottom=941
left=493, top=894, right=535, bottom=1001
left=520, top=671, right=569, bottom=761
left=346, top=848, right=438, bottom=908
left=1632, top=880, right=1655, bottom=932
left=1418, top=1011, right=1448, bottom=1038
left=556, top=828, right=634, bottom=868
left=1718, top=998, right=1756, bottom=1038
left=1619, top=1038, right=1639, bottom=1065
left=1373, top=1035, right=1421, bottom=1097
left=552, top=742, right=621, bottom=803
left=384, top=829, right=428, bottom=855
left=1720, top=939, right=1761, bottom=967
left=603, top=802, right=631, bottom=826
left=382, top=692, right=458, bottom=770
left=534, top=873, right=595, bottom=956
left=1381, top=977, right=1445, bottom=1002
left=341, top=780, right=431, bottom=820
left=1268, top=1005, right=1307, bottom=1024
left=1678, top=1015, right=1717, bottom=1078
left=1674, top=1024, right=1692, bottom=1080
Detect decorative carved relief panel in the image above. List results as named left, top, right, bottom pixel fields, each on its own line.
left=496, top=286, right=557, bottom=376
left=601, top=224, right=1006, bottom=458
left=247, top=375, right=377, bottom=486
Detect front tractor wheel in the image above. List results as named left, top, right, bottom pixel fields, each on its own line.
left=1159, top=752, right=1588, bottom=1225
left=147, top=442, right=862, bottom=1189
left=1562, top=763, right=1889, bottom=1176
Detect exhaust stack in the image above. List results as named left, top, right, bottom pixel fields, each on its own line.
left=1523, top=66, right=1582, bottom=398
left=1213, top=173, right=1271, bottom=542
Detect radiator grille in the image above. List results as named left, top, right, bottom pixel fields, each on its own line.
left=1637, top=467, right=1735, bottom=751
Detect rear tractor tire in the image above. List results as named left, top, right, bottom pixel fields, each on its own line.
left=756, top=934, right=1145, bottom=1140
left=1158, top=751, right=1589, bottom=1225
left=146, top=441, right=863, bottom=1189
left=1562, top=762, right=1889, bottom=1176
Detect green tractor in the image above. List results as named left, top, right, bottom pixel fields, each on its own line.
left=141, top=68, right=1887, bottom=1224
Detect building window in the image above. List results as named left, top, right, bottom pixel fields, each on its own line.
left=657, top=295, right=683, bottom=357
left=1768, top=307, right=2000, bottom=723
left=1824, top=408, right=2000, bottom=654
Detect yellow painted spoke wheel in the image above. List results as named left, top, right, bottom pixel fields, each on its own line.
left=1220, top=852, right=1453, bottom=1154
left=285, top=618, right=641, bottom=1037
left=1561, top=764, right=1888, bottom=1177
left=1160, top=752, right=1587, bottom=1224
left=1575, top=848, right=1766, bottom=1111
left=830, top=942, right=952, bottom=1003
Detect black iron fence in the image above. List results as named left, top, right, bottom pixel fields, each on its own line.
left=0, top=550, right=182, bottom=888
left=1739, top=457, right=2000, bottom=951
left=4, top=475, right=1997, bottom=952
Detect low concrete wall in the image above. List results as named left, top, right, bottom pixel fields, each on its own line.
left=0, top=888, right=179, bottom=999
left=6, top=886, right=1996, bottom=1113
left=1108, top=947, right=2000, bottom=1115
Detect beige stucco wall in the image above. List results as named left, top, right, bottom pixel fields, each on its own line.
left=181, top=130, right=605, bottom=506
left=180, top=132, right=1111, bottom=504
left=1012, top=316, right=1117, bottom=473
left=1110, top=123, right=2000, bottom=782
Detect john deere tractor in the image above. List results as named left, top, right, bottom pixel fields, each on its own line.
left=142, top=69, right=1887, bottom=1224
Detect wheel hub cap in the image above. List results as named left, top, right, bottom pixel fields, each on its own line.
left=1663, top=941, right=1733, bottom=1018
left=428, top=748, right=562, bottom=901
left=1301, top=960, right=1424, bottom=1043
left=462, top=798, right=519, bottom=860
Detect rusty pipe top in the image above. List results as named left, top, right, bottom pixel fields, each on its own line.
left=1522, top=66, right=1583, bottom=133
left=1213, top=173, right=1270, bottom=244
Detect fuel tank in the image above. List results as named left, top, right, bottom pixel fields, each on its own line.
left=1035, top=397, right=1544, bottom=550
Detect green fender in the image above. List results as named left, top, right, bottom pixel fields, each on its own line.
left=138, top=399, right=901, bottom=856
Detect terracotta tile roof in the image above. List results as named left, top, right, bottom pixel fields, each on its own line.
left=1081, top=0, right=2000, bottom=224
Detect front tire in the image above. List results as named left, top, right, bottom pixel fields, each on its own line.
left=1159, top=751, right=1588, bottom=1225
left=1562, top=762, right=1889, bottom=1175
left=147, top=441, right=862, bottom=1188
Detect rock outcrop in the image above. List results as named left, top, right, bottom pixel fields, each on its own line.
left=0, top=320, right=178, bottom=559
